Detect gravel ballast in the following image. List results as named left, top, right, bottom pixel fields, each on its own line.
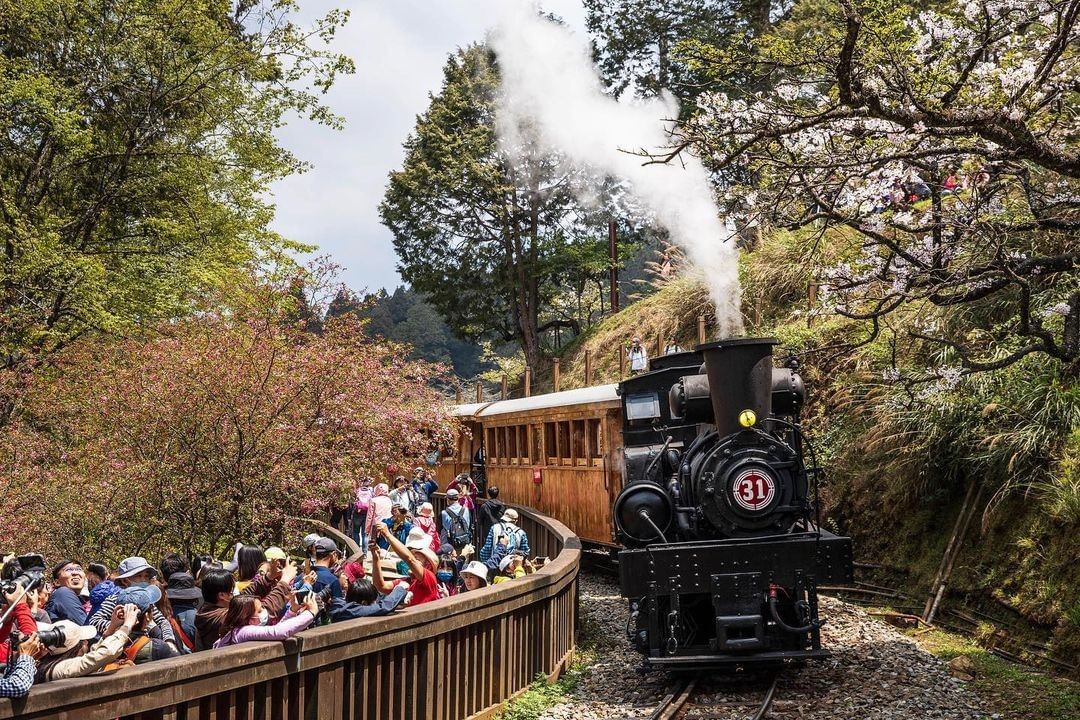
left=538, top=573, right=991, bottom=719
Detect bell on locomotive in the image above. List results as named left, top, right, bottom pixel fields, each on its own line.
left=613, top=338, right=853, bottom=668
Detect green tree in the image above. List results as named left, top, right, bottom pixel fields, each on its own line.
left=0, top=0, right=353, bottom=414
left=380, top=45, right=613, bottom=371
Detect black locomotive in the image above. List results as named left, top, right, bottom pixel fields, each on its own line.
left=613, top=338, right=853, bottom=668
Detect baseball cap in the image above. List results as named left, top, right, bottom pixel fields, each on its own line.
left=461, top=561, right=488, bottom=582
left=302, top=534, right=321, bottom=549
left=164, top=572, right=202, bottom=602
left=446, top=488, right=460, bottom=499
left=115, top=556, right=157, bottom=580
left=265, top=547, right=288, bottom=561
left=500, top=508, right=519, bottom=523
left=313, top=537, right=339, bottom=558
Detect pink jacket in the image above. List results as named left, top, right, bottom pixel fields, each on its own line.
left=212, top=608, right=314, bottom=648
left=415, top=515, right=441, bottom=552
left=365, top=483, right=393, bottom=538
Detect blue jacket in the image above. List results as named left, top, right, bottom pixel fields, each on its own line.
left=312, top=566, right=344, bottom=600
left=328, top=585, right=408, bottom=622
left=45, top=586, right=88, bottom=625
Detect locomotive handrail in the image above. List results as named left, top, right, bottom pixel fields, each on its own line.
left=0, top=508, right=580, bottom=720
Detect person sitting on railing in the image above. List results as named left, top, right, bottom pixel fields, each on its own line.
left=370, top=522, right=440, bottom=607
left=212, top=591, right=317, bottom=649
left=459, top=562, right=489, bottom=593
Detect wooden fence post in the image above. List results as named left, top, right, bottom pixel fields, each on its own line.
left=553, top=359, right=561, bottom=393
left=501, top=375, right=508, bottom=400
left=697, top=315, right=707, bottom=345
left=807, top=282, right=819, bottom=328
left=584, top=350, right=592, bottom=386
left=524, top=367, right=532, bottom=397
left=619, top=346, right=626, bottom=378
left=656, top=331, right=663, bottom=357
left=475, top=381, right=482, bottom=403
left=455, top=385, right=462, bottom=403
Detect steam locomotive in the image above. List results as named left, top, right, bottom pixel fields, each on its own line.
left=613, top=338, right=853, bottom=668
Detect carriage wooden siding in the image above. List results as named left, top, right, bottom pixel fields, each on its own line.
left=0, top=509, right=580, bottom=720
left=441, top=386, right=624, bottom=547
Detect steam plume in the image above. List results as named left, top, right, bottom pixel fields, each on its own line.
left=490, top=4, right=743, bottom=334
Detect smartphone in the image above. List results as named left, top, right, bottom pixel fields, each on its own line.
left=302, top=559, right=311, bottom=575
left=295, top=588, right=311, bottom=604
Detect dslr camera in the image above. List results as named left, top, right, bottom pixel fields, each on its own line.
left=1, top=553, right=46, bottom=597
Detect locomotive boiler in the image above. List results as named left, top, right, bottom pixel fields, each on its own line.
left=614, top=338, right=853, bottom=667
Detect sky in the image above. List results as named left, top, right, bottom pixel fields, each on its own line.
left=269, top=1, right=588, bottom=295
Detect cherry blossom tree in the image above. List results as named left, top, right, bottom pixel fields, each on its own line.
left=1, top=281, right=456, bottom=562
left=679, top=0, right=1079, bottom=373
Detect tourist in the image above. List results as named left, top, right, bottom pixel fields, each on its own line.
left=0, top=632, right=40, bottom=698
left=213, top=593, right=317, bottom=649
left=310, top=538, right=344, bottom=600
left=88, top=557, right=177, bottom=651
left=414, top=502, right=442, bottom=552
left=164, top=571, right=201, bottom=651
left=479, top=508, right=529, bottom=562
left=234, top=545, right=266, bottom=593
left=389, top=476, right=412, bottom=513
left=328, top=577, right=408, bottom=621
left=364, top=483, right=393, bottom=542
left=353, top=477, right=373, bottom=548
left=628, top=336, right=648, bottom=375
left=44, top=560, right=90, bottom=625
left=460, top=562, right=489, bottom=592
left=476, top=486, right=505, bottom=547
left=193, top=561, right=297, bottom=650
left=435, top=556, right=460, bottom=598
left=493, top=554, right=527, bottom=584
left=371, top=521, right=439, bottom=607
left=440, top=488, right=472, bottom=552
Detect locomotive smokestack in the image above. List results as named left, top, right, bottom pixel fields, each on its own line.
left=698, top=338, right=777, bottom=437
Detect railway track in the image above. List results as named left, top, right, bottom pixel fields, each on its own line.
left=642, top=672, right=780, bottom=720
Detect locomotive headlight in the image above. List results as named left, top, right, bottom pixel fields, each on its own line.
left=738, top=409, right=757, bottom=427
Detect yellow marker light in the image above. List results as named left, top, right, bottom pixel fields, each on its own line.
left=738, top=409, right=757, bottom=428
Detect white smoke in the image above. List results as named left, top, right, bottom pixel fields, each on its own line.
left=490, top=4, right=743, bottom=335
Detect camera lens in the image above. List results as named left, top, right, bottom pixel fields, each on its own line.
left=37, top=626, right=66, bottom=649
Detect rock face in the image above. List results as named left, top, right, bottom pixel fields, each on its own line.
left=539, top=574, right=990, bottom=720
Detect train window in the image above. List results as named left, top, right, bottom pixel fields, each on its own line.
left=506, top=425, right=516, bottom=464
left=625, top=392, right=661, bottom=422
left=557, top=421, right=571, bottom=465
left=519, top=425, right=529, bottom=461
left=587, top=418, right=602, bottom=463
left=497, top=426, right=507, bottom=465
left=531, top=424, right=542, bottom=463
left=571, top=419, right=586, bottom=464
left=544, top=422, right=556, bottom=464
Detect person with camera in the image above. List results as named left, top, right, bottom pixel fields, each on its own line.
left=370, top=521, right=439, bottom=607
left=193, top=557, right=298, bottom=651
left=212, top=591, right=317, bottom=649
left=34, top=602, right=142, bottom=680
left=87, top=557, right=177, bottom=651
left=0, top=558, right=43, bottom=670
left=0, top=631, right=41, bottom=698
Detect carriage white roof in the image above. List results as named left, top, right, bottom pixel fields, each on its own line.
left=450, top=383, right=620, bottom=419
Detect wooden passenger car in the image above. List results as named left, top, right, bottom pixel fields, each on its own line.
left=439, top=385, right=624, bottom=547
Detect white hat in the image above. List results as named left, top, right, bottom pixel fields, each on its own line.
left=36, top=620, right=97, bottom=655
left=500, top=508, right=519, bottom=523
left=498, top=554, right=519, bottom=572
left=461, top=561, right=488, bottom=582
left=415, top=547, right=439, bottom=570
left=418, top=502, right=434, bottom=517
left=405, top=527, right=432, bottom=550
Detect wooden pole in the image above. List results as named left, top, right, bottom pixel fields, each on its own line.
left=455, top=385, right=462, bottom=403
left=475, top=381, right=482, bottom=403
left=808, top=282, right=819, bottom=328
left=553, top=359, right=561, bottom=393
left=524, top=367, right=532, bottom=397
left=924, top=483, right=983, bottom=624
left=619, top=346, right=626, bottom=378
left=697, top=315, right=707, bottom=345
left=501, top=375, right=508, bottom=400
left=656, top=331, right=663, bottom=357
left=584, top=350, right=592, bottom=386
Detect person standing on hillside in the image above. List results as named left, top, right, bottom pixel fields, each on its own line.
left=628, top=336, right=648, bottom=375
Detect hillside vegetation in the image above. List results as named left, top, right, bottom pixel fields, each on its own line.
left=556, top=230, right=1080, bottom=675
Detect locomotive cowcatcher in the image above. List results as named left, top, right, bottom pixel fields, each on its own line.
left=613, top=338, right=853, bottom=668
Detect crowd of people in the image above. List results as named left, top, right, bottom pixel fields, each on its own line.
left=0, top=470, right=541, bottom=698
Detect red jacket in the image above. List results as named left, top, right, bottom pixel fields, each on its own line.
left=0, top=601, right=37, bottom=665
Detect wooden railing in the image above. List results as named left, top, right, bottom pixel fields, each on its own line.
left=0, top=507, right=580, bottom=720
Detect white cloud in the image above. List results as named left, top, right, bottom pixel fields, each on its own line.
left=270, top=0, right=587, bottom=293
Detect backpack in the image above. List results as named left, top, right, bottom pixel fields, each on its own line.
left=493, top=522, right=521, bottom=553
left=446, top=506, right=471, bottom=548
